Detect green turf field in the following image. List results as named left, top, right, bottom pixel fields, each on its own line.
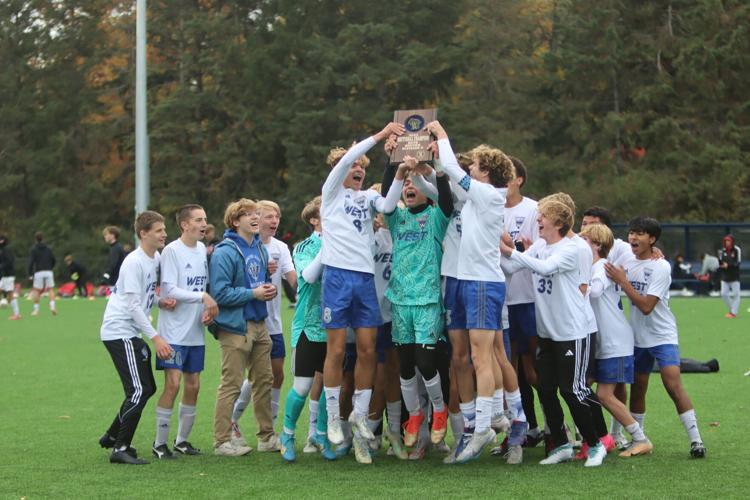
left=1, top=296, right=748, bottom=498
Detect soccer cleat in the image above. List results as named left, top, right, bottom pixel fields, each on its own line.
left=508, top=420, right=529, bottom=447
left=352, top=431, right=372, bottom=464
left=348, top=412, right=375, bottom=442
left=280, top=432, right=296, bottom=462
left=574, top=442, right=589, bottom=460
left=214, top=441, right=252, bottom=456
left=544, top=433, right=555, bottom=456
left=490, top=436, right=509, bottom=457
left=368, top=434, right=382, bottom=452
left=725, top=313, right=736, bottom=319
left=99, top=432, right=116, bottom=449
left=690, top=441, right=706, bottom=458
left=152, top=443, right=177, bottom=460
left=431, top=408, right=449, bottom=444
left=231, top=421, right=248, bottom=448
left=303, top=435, right=322, bottom=454
left=409, top=439, right=429, bottom=460
left=506, top=444, right=523, bottom=465
left=257, top=433, right=281, bottom=452
left=31, top=310, right=39, bottom=317
left=51, top=308, right=57, bottom=316
left=335, top=438, right=352, bottom=458
left=444, top=432, right=471, bottom=465
left=110, top=449, right=148, bottom=465
left=319, top=435, right=337, bottom=461
left=385, top=429, right=408, bottom=460
left=456, top=428, right=496, bottom=463
left=327, top=419, right=345, bottom=446
left=434, top=439, right=450, bottom=454
left=524, top=428, right=544, bottom=448
left=8, top=314, right=21, bottom=320
left=600, top=434, right=616, bottom=453
left=491, top=413, right=511, bottom=434
left=403, top=411, right=425, bottom=447
left=618, top=439, right=653, bottom=457
left=584, top=442, right=607, bottom=467
left=174, top=441, right=202, bottom=455
left=539, top=444, right=574, bottom=465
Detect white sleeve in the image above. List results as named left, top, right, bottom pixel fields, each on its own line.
left=411, top=174, right=438, bottom=202
left=382, top=179, right=404, bottom=214
left=500, top=254, right=524, bottom=275
left=160, top=248, right=203, bottom=303
left=509, top=244, right=577, bottom=275
left=301, top=252, right=324, bottom=283
left=646, top=261, right=670, bottom=300
left=589, top=265, right=607, bottom=299
left=322, top=137, right=377, bottom=199
left=125, top=293, right=158, bottom=339
left=280, top=244, right=294, bottom=275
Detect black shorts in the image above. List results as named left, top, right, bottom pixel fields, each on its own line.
left=293, top=331, right=327, bottom=378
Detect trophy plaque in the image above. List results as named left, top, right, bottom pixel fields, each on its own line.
left=389, top=108, right=438, bottom=165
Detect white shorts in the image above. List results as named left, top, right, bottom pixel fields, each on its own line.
left=33, top=271, right=55, bottom=290
left=0, top=276, right=15, bottom=292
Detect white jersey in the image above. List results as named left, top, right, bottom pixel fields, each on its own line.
left=608, top=238, right=632, bottom=266
left=321, top=137, right=386, bottom=274
left=502, top=238, right=587, bottom=342
left=589, top=259, right=634, bottom=359
left=621, top=256, right=679, bottom=348
left=263, top=237, right=294, bottom=336
left=438, top=138, right=506, bottom=282
left=100, top=247, right=159, bottom=341
left=572, top=234, right=598, bottom=334
left=504, top=197, right=539, bottom=304
left=440, top=193, right=464, bottom=278
left=373, top=228, right=393, bottom=323
left=157, top=240, right=208, bottom=346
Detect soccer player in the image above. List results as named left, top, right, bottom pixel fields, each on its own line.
left=279, top=196, right=337, bottom=462
left=28, top=231, right=57, bottom=316
left=0, top=235, right=21, bottom=320
left=64, top=255, right=90, bottom=299
left=500, top=199, right=606, bottom=467
left=98, top=211, right=173, bottom=465
left=580, top=223, right=653, bottom=457
left=605, top=216, right=706, bottom=458
left=319, top=121, right=404, bottom=455
left=581, top=206, right=632, bottom=266
left=718, top=234, right=741, bottom=318
left=425, top=121, right=514, bottom=463
left=381, top=156, right=453, bottom=453
left=210, top=198, right=278, bottom=456
left=102, top=226, right=127, bottom=286
left=151, top=205, right=218, bottom=459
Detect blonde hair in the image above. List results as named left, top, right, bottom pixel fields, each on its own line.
left=369, top=183, right=382, bottom=195
left=538, top=200, right=573, bottom=237
left=327, top=147, right=370, bottom=169
left=301, top=196, right=322, bottom=229
left=580, top=223, right=614, bottom=258
left=258, top=200, right=281, bottom=217
left=223, top=198, right=257, bottom=230
left=470, top=144, right=516, bottom=187
left=540, top=192, right=576, bottom=218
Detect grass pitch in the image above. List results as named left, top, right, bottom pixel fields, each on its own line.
left=1, top=296, right=748, bottom=498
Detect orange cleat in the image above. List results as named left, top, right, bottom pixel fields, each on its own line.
left=431, top=407, right=448, bottom=444
left=403, top=411, right=424, bottom=447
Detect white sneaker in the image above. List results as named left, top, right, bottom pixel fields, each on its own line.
left=584, top=442, right=607, bottom=467
left=214, top=441, right=252, bottom=456
left=506, top=444, right=523, bottom=465
left=456, top=428, right=496, bottom=463
left=303, top=436, right=321, bottom=454
left=348, top=412, right=375, bottom=441
left=540, top=444, right=574, bottom=464
left=327, top=419, right=345, bottom=445
left=257, top=433, right=281, bottom=452
left=352, top=431, right=372, bottom=464
left=231, top=421, right=248, bottom=448
left=491, top=413, right=511, bottom=433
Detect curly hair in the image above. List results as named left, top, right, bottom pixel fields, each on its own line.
left=327, top=147, right=370, bottom=169
left=538, top=200, right=573, bottom=237
left=223, top=198, right=257, bottom=231
left=301, top=196, right=322, bottom=228
left=540, top=192, right=576, bottom=220
left=470, top=144, right=516, bottom=188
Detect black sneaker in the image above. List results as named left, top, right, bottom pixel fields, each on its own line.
left=110, top=449, right=149, bottom=465
left=690, top=441, right=706, bottom=458
left=152, top=443, right=178, bottom=459
left=174, top=441, right=202, bottom=455
left=523, top=430, right=544, bottom=448
left=99, top=433, right=116, bottom=449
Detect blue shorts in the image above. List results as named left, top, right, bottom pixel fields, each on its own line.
left=322, top=266, right=382, bottom=329
left=508, top=302, right=537, bottom=354
left=634, top=344, right=681, bottom=374
left=155, top=344, right=205, bottom=373
left=443, top=276, right=466, bottom=330
left=502, top=329, right=511, bottom=358
left=271, top=334, right=286, bottom=359
left=461, top=280, right=505, bottom=331
left=596, top=355, right=634, bottom=384
left=376, top=322, right=394, bottom=363
left=343, top=342, right=357, bottom=372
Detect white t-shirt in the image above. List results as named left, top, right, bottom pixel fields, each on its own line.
left=608, top=238, right=632, bottom=266
left=264, top=237, right=295, bottom=336
left=440, top=193, right=464, bottom=279
left=157, top=239, right=208, bottom=346
left=621, top=256, right=679, bottom=348
left=504, top=197, right=539, bottom=305
left=572, top=234, right=598, bottom=334
left=589, top=259, right=634, bottom=359
left=502, top=238, right=587, bottom=342
left=100, top=247, right=159, bottom=341
left=373, top=228, right=393, bottom=323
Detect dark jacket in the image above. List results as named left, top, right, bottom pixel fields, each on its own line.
left=106, top=242, right=127, bottom=285
left=0, top=240, right=14, bottom=278
left=29, top=242, right=56, bottom=275
left=67, top=261, right=88, bottom=282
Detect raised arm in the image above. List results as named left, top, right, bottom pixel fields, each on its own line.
left=507, top=244, right=577, bottom=276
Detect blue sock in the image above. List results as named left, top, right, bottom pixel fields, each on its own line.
left=316, top=391, right=328, bottom=437
left=283, top=389, right=307, bottom=435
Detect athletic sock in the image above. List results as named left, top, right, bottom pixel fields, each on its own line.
left=308, top=400, right=319, bottom=439
left=33, top=303, right=40, bottom=313
left=506, top=389, right=526, bottom=422
left=316, top=391, right=328, bottom=436
left=367, top=417, right=382, bottom=436
left=423, top=373, right=445, bottom=412
left=324, top=386, right=341, bottom=424
left=450, top=411, right=464, bottom=440
left=459, top=400, right=476, bottom=431
left=10, top=299, right=19, bottom=316
left=386, top=400, right=402, bottom=435
left=400, top=376, right=422, bottom=416
left=49, top=299, right=56, bottom=311
left=176, top=403, right=196, bottom=444
left=271, top=387, right=281, bottom=427
left=611, top=416, right=624, bottom=437
left=679, top=409, right=702, bottom=443
left=475, top=396, right=493, bottom=433
left=232, top=380, right=252, bottom=423
left=631, top=412, right=645, bottom=432
left=154, top=406, right=172, bottom=447
left=491, top=389, right=504, bottom=418
left=353, top=388, right=372, bottom=419
left=283, top=388, right=307, bottom=435
left=625, top=422, right=646, bottom=442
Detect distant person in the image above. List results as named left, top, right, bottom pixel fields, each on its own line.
left=718, top=235, right=741, bottom=318
left=671, top=254, right=695, bottom=296
left=204, top=224, right=221, bottom=259
left=28, top=231, right=57, bottom=316
left=0, top=235, right=21, bottom=320
left=64, top=254, right=90, bottom=299
left=698, top=251, right=720, bottom=294
left=102, top=226, right=127, bottom=286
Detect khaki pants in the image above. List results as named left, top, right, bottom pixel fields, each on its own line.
left=214, top=322, right=274, bottom=446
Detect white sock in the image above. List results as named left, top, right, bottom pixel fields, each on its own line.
left=625, top=422, right=646, bottom=442
left=450, top=411, right=464, bottom=440
left=231, top=379, right=252, bottom=422
left=324, top=386, right=341, bottom=423
left=505, top=389, right=526, bottom=422
left=10, top=299, right=19, bottom=315
left=631, top=412, right=645, bottom=432
left=271, top=387, right=281, bottom=427
left=386, top=400, right=401, bottom=434
left=492, top=389, right=504, bottom=417
left=176, top=403, right=196, bottom=444
left=611, top=416, right=624, bottom=437
left=49, top=299, right=56, bottom=310
left=154, top=406, right=172, bottom=447
left=679, top=409, right=702, bottom=443
left=367, top=417, right=382, bottom=435
left=342, top=420, right=353, bottom=442
left=308, top=400, right=319, bottom=438
left=423, top=373, right=445, bottom=412
left=33, top=303, right=39, bottom=313
left=400, top=376, right=421, bottom=416
left=353, top=389, right=372, bottom=418
left=475, top=396, right=493, bottom=433
left=459, top=400, right=476, bottom=430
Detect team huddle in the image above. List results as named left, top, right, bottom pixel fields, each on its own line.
left=98, top=120, right=707, bottom=466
